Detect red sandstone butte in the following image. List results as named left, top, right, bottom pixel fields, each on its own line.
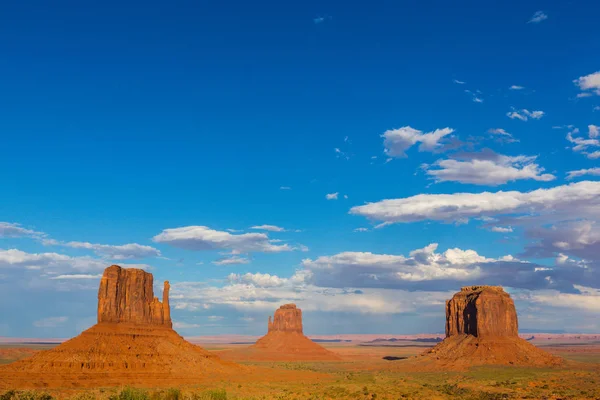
left=416, top=285, right=562, bottom=369
left=268, top=303, right=303, bottom=334
left=0, top=265, right=242, bottom=389
left=445, top=285, right=518, bottom=338
left=98, top=265, right=172, bottom=327
left=220, top=304, right=341, bottom=362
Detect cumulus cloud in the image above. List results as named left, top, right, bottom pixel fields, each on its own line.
left=506, top=108, right=544, bottom=121
left=510, top=85, right=525, bottom=90
left=153, top=226, right=296, bottom=254
left=172, top=272, right=450, bottom=315
left=382, top=126, right=455, bottom=158
left=590, top=125, right=599, bottom=139
left=350, top=181, right=600, bottom=226
left=0, top=222, right=43, bottom=238
left=212, top=256, right=250, bottom=266
left=522, top=220, right=600, bottom=262
left=528, top=11, right=548, bottom=23
left=326, top=192, right=339, bottom=200
left=567, top=168, right=600, bottom=180
left=424, top=150, right=555, bottom=186
left=301, top=243, right=588, bottom=292
left=574, top=71, right=600, bottom=97
left=33, top=316, right=68, bottom=328
left=250, top=225, right=286, bottom=232
left=228, top=272, right=288, bottom=287
left=526, top=285, right=600, bottom=312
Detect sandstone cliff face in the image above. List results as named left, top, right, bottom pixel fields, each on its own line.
left=97, top=265, right=172, bottom=327
left=267, top=304, right=303, bottom=334
left=445, top=285, right=518, bottom=338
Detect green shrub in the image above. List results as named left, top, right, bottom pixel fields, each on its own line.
left=109, top=387, right=149, bottom=400
left=0, top=391, right=53, bottom=400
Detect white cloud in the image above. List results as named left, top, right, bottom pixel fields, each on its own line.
left=491, top=226, right=513, bottom=233
left=300, top=243, right=573, bottom=292
left=507, top=109, right=544, bottom=121
left=326, top=192, right=339, bottom=200
left=228, top=272, right=288, bottom=287
left=353, top=228, right=369, bottom=232
left=488, top=128, right=519, bottom=143
left=574, top=71, right=600, bottom=96
left=589, top=125, right=599, bottom=139
left=279, top=186, right=291, bottom=190
left=173, top=322, right=201, bottom=329
left=313, top=17, right=325, bottom=24
left=0, top=222, right=43, bottom=238
left=425, top=151, right=555, bottom=185
left=594, top=106, right=600, bottom=112
left=0, top=249, right=106, bottom=272
left=566, top=168, right=600, bottom=180
left=528, top=11, right=548, bottom=23
left=350, top=180, right=600, bottom=226
left=510, top=85, right=525, bottom=90
left=453, top=79, right=466, bottom=84
left=153, top=226, right=295, bottom=254
left=382, top=126, right=455, bottom=158
left=527, top=286, right=600, bottom=312
left=566, top=128, right=600, bottom=158
left=55, top=241, right=161, bottom=260
left=212, top=256, right=250, bottom=266
left=33, top=316, right=68, bottom=328
left=172, top=274, right=450, bottom=315
left=473, top=96, right=483, bottom=103
left=250, top=225, right=286, bottom=232
left=49, top=274, right=102, bottom=280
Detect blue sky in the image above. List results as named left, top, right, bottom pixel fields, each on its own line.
left=1, top=0, right=600, bottom=338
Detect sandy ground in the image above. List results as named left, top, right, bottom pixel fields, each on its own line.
left=2, top=337, right=600, bottom=399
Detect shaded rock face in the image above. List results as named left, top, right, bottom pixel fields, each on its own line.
left=98, top=265, right=172, bottom=327
left=267, top=304, right=303, bottom=334
left=445, top=286, right=518, bottom=338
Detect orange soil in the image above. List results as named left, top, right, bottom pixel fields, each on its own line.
left=408, top=334, right=564, bottom=370
left=0, top=323, right=248, bottom=389
left=219, top=331, right=342, bottom=362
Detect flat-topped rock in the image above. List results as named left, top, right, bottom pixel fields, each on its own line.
left=97, top=265, right=172, bottom=327
left=268, top=303, right=303, bottom=334
left=446, top=285, right=517, bottom=338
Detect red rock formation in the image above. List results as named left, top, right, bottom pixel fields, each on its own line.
left=97, top=265, right=172, bottom=327
left=267, top=304, right=303, bottom=334
left=0, top=265, right=243, bottom=388
left=221, top=303, right=340, bottom=362
left=415, top=285, right=562, bottom=369
left=445, top=286, right=518, bottom=338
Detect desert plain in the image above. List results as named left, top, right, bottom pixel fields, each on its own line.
left=1, top=266, right=600, bottom=400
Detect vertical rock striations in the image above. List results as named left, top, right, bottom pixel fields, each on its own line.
left=97, top=265, right=172, bottom=327
left=445, top=286, right=518, bottom=338
left=417, top=285, right=562, bottom=368
left=0, top=264, right=241, bottom=389
left=267, top=304, right=303, bottom=334
left=221, top=303, right=340, bottom=361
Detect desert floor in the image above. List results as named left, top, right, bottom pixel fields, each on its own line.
left=2, top=338, right=600, bottom=400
